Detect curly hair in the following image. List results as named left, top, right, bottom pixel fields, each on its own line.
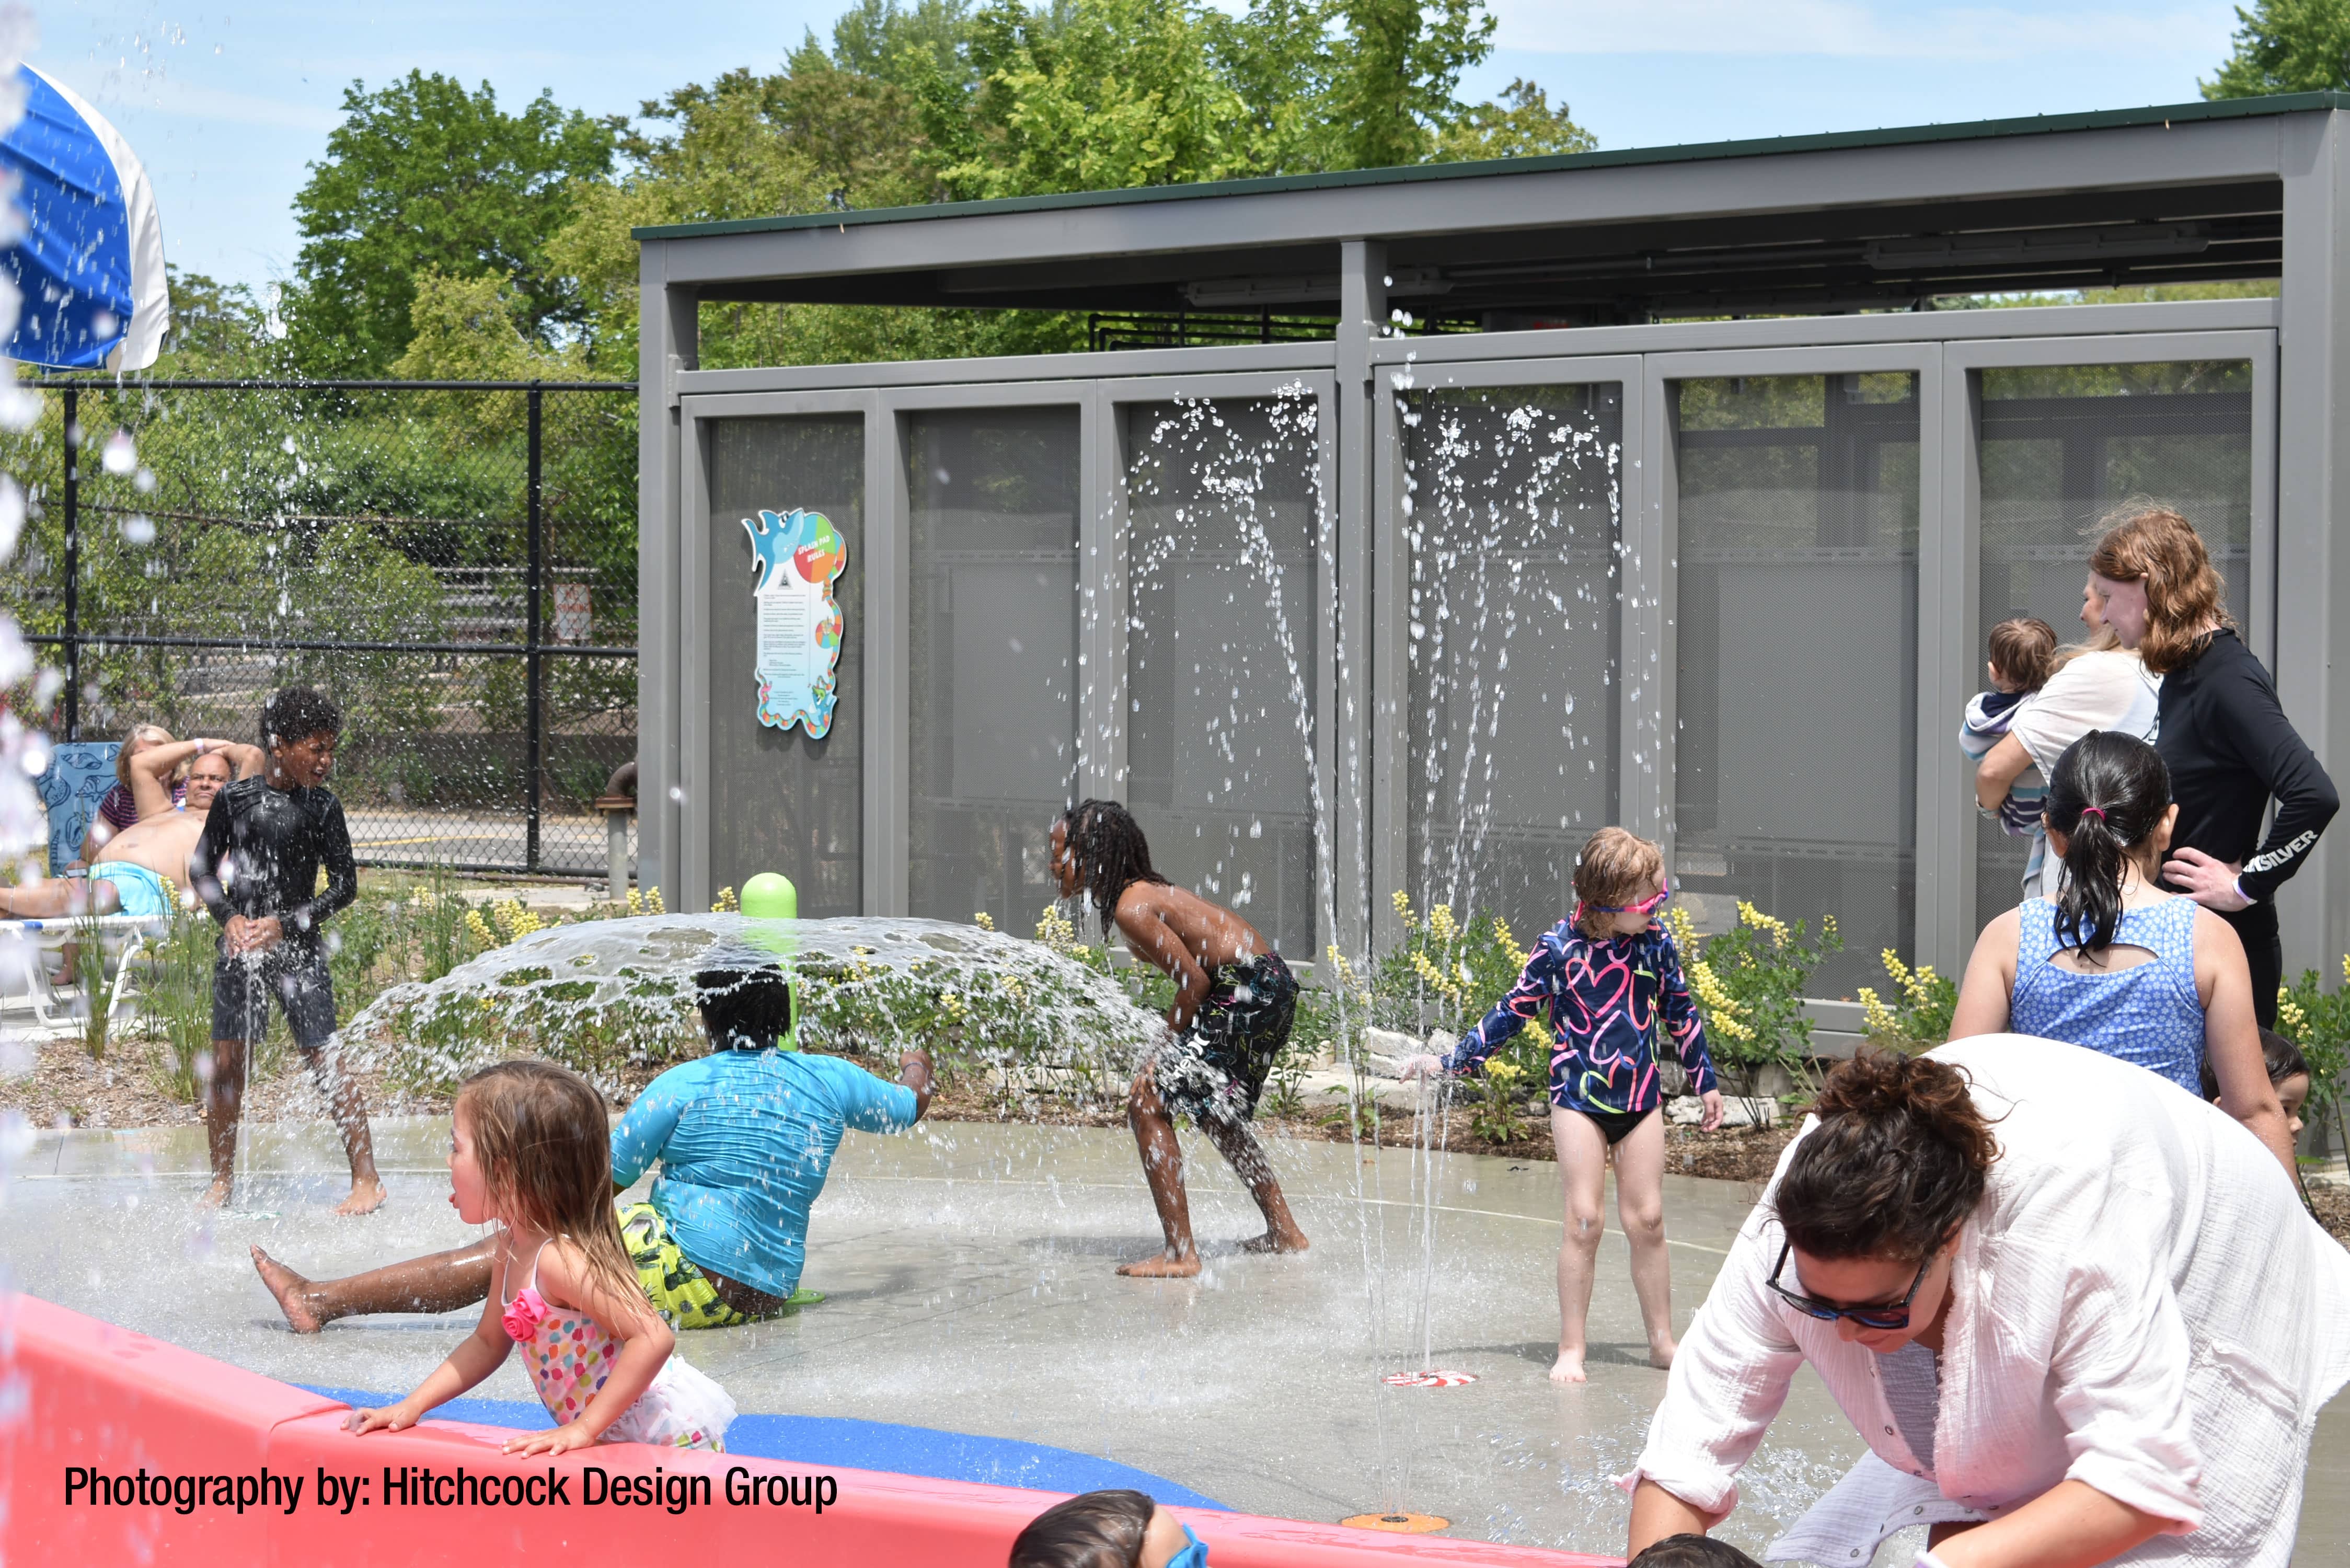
left=2089, top=505, right=2231, bottom=676
left=260, top=686, right=342, bottom=750
left=1773, top=1051, right=2001, bottom=1263
left=1055, top=800, right=1169, bottom=937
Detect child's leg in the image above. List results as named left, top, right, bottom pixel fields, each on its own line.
left=1611, top=1109, right=1677, bottom=1368
left=201, top=1033, right=249, bottom=1207
left=1120, top=1061, right=1201, bottom=1278
left=1550, top=1104, right=1610, bottom=1383
left=283, top=949, right=384, bottom=1216
left=1201, top=1113, right=1308, bottom=1255
left=251, top=1238, right=496, bottom=1332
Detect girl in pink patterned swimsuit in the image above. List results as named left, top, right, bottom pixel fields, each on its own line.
left=345, top=1061, right=734, bottom=1455
left=1403, top=828, right=1724, bottom=1384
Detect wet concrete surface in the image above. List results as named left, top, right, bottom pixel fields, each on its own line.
left=7, top=1114, right=2345, bottom=1564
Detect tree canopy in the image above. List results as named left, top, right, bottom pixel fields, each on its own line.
left=233, top=0, right=1596, bottom=381
left=286, top=71, right=617, bottom=378
left=2204, top=0, right=2350, bottom=97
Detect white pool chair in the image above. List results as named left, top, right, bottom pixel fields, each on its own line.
left=0, top=913, right=172, bottom=1028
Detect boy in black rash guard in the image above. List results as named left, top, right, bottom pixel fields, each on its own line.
left=189, top=687, right=383, bottom=1214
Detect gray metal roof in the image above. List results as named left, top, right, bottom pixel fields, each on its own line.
left=643, top=91, right=2338, bottom=321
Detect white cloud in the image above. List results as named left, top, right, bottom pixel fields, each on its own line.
left=1490, top=1, right=2231, bottom=62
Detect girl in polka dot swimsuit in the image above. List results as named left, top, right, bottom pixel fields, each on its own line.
left=344, top=1060, right=735, bottom=1455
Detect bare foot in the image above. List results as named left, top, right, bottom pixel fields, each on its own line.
left=332, top=1179, right=388, bottom=1217
left=199, top=1177, right=233, bottom=1209
left=1548, top=1348, right=1588, bottom=1384
left=1116, top=1250, right=1203, bottom=1278
left=251, top=1246, right=324, bottom=1333
left=1648, top=1340, right=1678, bottom=1371
left=1239, top=1229, right=1310, bottom=1255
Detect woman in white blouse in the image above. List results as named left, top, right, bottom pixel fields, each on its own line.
left=1974, top=575, right=2161, bottom=902
left=1623, top=1040, right=2350, bottom=1567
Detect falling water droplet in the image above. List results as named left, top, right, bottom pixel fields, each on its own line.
left=100, top=431, right=136, bottom=476
left=119, top=514, right=155, bottom=545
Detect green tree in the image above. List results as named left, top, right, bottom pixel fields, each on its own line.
left=151, top=267, right=281, bottom=375
left=2204, top=0, right=2350, bottom=96
left=1326, top=0, right=1495, bottom=170
left=287, top=72, right=617, bottom=377
left=1433, top=78, right=1597, bottom=162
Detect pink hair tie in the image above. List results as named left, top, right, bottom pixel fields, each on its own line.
left=2079, top=806, right=2107, bottom=821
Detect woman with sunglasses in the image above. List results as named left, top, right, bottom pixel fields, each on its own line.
left=1623, top=1042, right=2350, bottom=1568
left=1401, top=827, right=1724, bottom=1383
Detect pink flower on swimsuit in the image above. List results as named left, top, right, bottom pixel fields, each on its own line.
left=501, top=1285, right=550, bottom=1343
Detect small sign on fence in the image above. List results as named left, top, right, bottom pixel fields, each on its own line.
left=552, top=583, right=592, bottom=644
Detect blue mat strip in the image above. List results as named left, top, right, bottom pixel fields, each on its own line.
left=295, top=1385, right=1227, bottom=1511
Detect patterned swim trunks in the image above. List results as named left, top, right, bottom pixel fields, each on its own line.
left=616, top=1202, right=825, bottom=1329
left=1150, top=951, right=1299, bottom=1128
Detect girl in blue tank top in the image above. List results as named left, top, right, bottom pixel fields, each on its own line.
left=1948, top=731, right=2296, bottom=1173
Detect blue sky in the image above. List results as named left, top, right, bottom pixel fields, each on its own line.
left=35, top=0, right=2245, bottom=296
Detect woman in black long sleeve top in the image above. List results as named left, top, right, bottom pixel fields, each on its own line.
left=2090, top=511, right=2339, bottom=1026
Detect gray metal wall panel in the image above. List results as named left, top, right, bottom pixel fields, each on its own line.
left=2277, top=114, right=2350, bottom=974
left=656, top=119, right=2291, bottom=287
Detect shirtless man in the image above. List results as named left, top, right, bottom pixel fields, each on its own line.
left=1050, top=799, right=1309, bottom=1278
left=5, top=739, right=260, bottom=920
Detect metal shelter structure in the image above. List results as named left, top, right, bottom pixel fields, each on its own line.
left=635, top=92, right=2350, bottom=987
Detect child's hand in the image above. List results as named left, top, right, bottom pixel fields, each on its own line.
left=1395, top=1053, right=1446, bottom=1080
left=344, top=1400, right=420, bottom=1436
left=502, top=1421, right=600, bottom=1458
left=1699, top=1090, right=1725, bottom=1132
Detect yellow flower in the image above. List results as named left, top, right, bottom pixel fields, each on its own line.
left=1736, top=901, right=1790, bottom=948
left=974, top=911, right=996, bottom=932
left=1429, top=903, right=1458, bottom=944
left=2279, top=993, right=2309, bottom=1038
left=1410, top=949, right=1465, bottom=1001
left=1492, top=916, right=1528, bottom=971
left=1485, top=1058, right=1524, bottom=1085
left=1686, top=955, right=1753, bottom=1042
left=710, top=886, right=739, bottom=913
left=1391, top=889, right=1418, bottom=929
left=626, top=886, right=642, bottom=915
left=1662, top=905, right=1700, bottom=953
left=1858, top=986, right=1899, bottom=1037
left=645, top=886, right=665, bottom=915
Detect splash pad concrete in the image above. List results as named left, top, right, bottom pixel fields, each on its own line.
left=9, top=1113, right=2349, bottom=1563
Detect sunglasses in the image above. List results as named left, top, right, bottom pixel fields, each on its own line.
left=1588, top=877, right=1673, bottom=917
left=1765, top=1239, right=1933, bottom=1331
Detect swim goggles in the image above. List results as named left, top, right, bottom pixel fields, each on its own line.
left=1167, top=1524, right=1209, bottom=1567
left=1586, top=877, right=1673, bottom=917
left=1765, top=1239, right=1933, bottom=1331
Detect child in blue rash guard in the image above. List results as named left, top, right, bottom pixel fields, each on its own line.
left=1401, top=827, right=1723, bottom=1383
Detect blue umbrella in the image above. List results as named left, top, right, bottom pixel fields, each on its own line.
left=0, top=65, right=169, bottom=371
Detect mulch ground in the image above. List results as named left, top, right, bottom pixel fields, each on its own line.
left=13, top=1036, right=2346, bottom=1249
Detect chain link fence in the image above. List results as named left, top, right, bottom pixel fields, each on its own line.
left=1, top=379, right=638, bottom=878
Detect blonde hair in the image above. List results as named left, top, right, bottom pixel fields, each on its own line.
left=1573, top=826, right=1664, bottom=935
left=2089, top=505, right=2231, bottom=676
left=114, top=723, right=176, bottom=789
left=455, top=1061, right=642, bottom=1312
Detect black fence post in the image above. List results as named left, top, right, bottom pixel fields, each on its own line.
left=525, top=383, right=544, bottom=874
left=60, top=385, right=78, bottom=741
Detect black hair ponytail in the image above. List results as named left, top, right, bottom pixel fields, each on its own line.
left=2044, top=730, right=2171, bottom=959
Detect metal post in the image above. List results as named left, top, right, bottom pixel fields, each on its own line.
left=61, top=386, right=78, bottom=741
left=524, top=383, right=544, bottom=873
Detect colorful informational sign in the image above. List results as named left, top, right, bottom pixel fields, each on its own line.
left=742, top=508, right=848, bottom=737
